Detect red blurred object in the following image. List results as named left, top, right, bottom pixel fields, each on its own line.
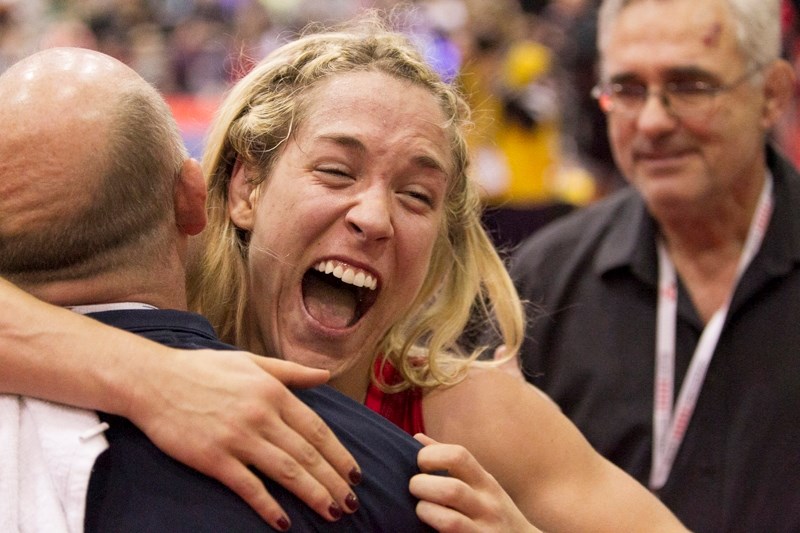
left=165, top=93, right=223, bottom=158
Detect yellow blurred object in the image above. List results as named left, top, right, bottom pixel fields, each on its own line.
left=553, top=165, right=597, bottom=205
left=503, top=40, right=551, bottom=89
left=462, top=38, right=594, bottom=207
left=494, top=120, right=560, bottom=204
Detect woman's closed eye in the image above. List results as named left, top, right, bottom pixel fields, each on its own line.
left=316, top=166, right=355, bottom=183
left=403, top=189, right=433, bottom=207
left=399, top=186, right=436, bottom=210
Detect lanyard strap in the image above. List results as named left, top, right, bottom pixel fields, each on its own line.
left=649, top=175, right=774, bottom=490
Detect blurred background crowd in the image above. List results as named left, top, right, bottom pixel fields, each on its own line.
left=2, top=0, right=800, bottom=249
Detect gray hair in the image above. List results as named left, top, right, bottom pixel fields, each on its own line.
left=597, top=0, right=781, bottom=72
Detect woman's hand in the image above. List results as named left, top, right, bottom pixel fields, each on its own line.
left=410, top=434, right=541, bottom=533
left=116, top=346, right=363, bottom=529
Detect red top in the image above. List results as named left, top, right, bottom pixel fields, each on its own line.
left=364, top=358, right=426, bottom=436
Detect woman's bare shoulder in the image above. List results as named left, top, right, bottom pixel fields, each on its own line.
left=422, top=364, right=586, bottom=513
left=425, top=364, right=558, bottom=413
left=422, top=364, right=572, bottom=461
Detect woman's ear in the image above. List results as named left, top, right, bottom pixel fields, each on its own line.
left=228, top=158, right=256, bottom=231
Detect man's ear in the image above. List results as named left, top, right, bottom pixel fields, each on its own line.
left=228, top=158, right=256, bottom=231
left=761, top=58, right=796, bottom=130
left=175, top=158, right=207, bottom=236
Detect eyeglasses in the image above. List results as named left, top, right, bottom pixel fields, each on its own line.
left=591, top=64, right=765, bottom=119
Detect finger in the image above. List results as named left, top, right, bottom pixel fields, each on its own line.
left=410, top=472, right=477, bottom=511
left=243, top=354, right=359, bottom=484
left=210, top=457, right=293, bottom=531
left=413, top=432, right=436, bottom=446
left=417, top=500, right=476, bottom=533
left=415, top=490, right=478, bottom=533
left=412, top=470, right=539, bottom=533
left=234, top=359, right=361, bottom=517
left=416, top=442, right=489, bottom=488
left=249, top=355, right=330, bottom=388
left=267, top=392, right=362, bottom=515
left=281, top=389, right=361, bottom=486
left=240, top=435, right=352, bottom=522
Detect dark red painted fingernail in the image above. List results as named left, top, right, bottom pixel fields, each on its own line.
left=276, top=516, right=290, bottom=531
left=345, top=492, right=360, bottom=511
left=349, top=467, right=362, bottom=485
left=329, top=502, right=343, bottom=520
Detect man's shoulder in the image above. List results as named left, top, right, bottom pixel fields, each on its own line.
left=511, top=187, right=640, bottom=270
left=289, top=389, right=428, bottom=530
left=95, top=308, right=424, bottom=459
left=87, top=308, right=431, bottom=531
left=86, top=308, right=236, bottom=351
left=297, top=385, right=423, bottom=458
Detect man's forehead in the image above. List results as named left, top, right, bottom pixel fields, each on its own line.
left=603, top=0, right=740, bottom=71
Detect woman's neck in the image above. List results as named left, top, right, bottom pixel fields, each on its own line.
left=246, top=326, right=375, bottom=403
left=328, top=366, right=373, bottom=403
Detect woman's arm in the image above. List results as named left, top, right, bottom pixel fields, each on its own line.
left=423, top=367, right=689, bottom=533
left=0, top=276, right=361, bottom=527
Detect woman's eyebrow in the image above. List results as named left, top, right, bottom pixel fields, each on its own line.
left=316, top=133, right=448, bottom=175
left=411, top=154, right=447, bottom=176
left=315, top=134, right=366, bottom=154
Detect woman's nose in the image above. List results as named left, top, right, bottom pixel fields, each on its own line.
left=345, top=188, right=394, bottom=241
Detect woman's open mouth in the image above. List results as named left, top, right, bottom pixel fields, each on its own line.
left=301, top=260, right=379, bottom=329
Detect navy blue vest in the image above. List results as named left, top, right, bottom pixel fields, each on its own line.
left=84, top=309, right=431, bottom=532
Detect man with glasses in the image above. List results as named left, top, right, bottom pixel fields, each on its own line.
left=507, top=0, right=800, bottom=531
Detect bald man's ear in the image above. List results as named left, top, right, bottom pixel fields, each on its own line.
left=175, top=158, right=207, bottom=236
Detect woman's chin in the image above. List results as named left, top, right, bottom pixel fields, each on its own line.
left=282, top=346, right=353, bottom=376
left=283, top=347, right=372, bottom=400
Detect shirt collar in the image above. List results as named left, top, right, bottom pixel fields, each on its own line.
left=593, top=186, right=659, bottom=286
left=67, top=302, right=158, bottom=314
left=592, top=145, right=800, bottom=286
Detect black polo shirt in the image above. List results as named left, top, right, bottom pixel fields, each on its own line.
left=510, top=147, right=800, bottom=533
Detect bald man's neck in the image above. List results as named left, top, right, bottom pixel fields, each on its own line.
left=16, top=265, right=189, bottom=311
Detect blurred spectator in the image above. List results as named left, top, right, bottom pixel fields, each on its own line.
left=39, top=17, right=98, bottom=50
left=0, top=0, right=47, bottom=71
left=533, top=0, right=623, bottom=196
left=776, top=0, right=800, bottom=167
left=169, top=8, right=233, bottom=94
left=2, top=0, right=797, bottom=224
left=435, top=0, right=595, bottom=251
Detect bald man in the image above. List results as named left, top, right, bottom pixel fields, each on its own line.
left=0, top=48, right=430, bottom=532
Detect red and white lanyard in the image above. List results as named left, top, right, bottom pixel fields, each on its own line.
left=649, top=174, right=774, bottom=490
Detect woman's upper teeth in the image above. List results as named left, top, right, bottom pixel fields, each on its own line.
left=315, top=260, right=377, bottom=290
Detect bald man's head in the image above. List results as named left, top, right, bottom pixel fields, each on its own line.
left=0, top=47, right=189, bottom=285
